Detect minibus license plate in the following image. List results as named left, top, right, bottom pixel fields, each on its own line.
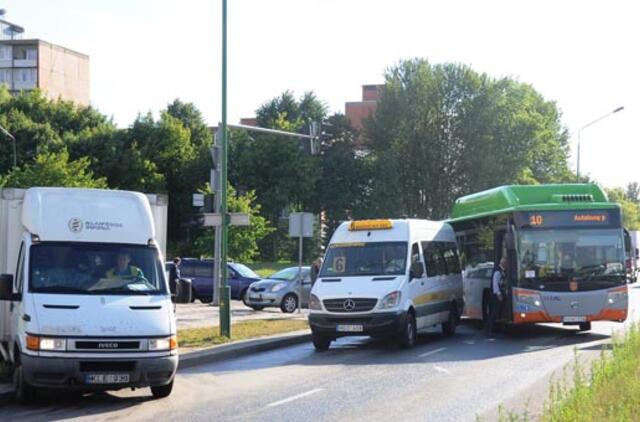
left=337, top=324, right=363, bottom=332
left=563, top=316, right=586, bottom=323
left=85, top=374, right=130, bottom=384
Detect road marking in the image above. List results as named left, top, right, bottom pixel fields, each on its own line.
left=419, top=347, right=447, bottom=358
left=434, top=366, right=451, bottom=374
left=266, top=388, right=324, bottom=408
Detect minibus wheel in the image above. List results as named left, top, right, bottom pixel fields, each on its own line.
left=312, top=334, right=331, bottom=351
left=442, top=304, right=458, bottom=337
left=578, top=322, right=591, bottom=332
left=398, top=312, right=417, bottom=349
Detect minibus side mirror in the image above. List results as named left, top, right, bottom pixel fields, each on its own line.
left=0, top=273, right=18, bottom=301
left=409, top=262, right=424, bottom=280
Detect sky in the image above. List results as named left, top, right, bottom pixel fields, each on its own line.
left=2, top=0, right=639, bottom=188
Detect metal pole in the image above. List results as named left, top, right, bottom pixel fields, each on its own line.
left=219, top=0, right=231, bottom=338
left=297, top=216, right=303, bottom=314
left=575, top=106, right=624, bottom=180
left=576, top=129, right=581, bottom=180
left=211, top=132, right=222, bottom=306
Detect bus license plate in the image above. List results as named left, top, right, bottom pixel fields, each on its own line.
left=85, top=374, right=130, bottom=384
left=337, top=324, right=363, bottom=333
left=563, top=316, right=587, bottom=323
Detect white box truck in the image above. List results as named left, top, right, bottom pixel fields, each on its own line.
left=0, top=187, right=177, bottom=403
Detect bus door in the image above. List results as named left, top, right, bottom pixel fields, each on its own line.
left=494, top=228, right=517, bottom=322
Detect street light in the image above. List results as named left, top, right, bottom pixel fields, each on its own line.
left=0, top=124, right=16, bottom=169
left=576, top=106, right=624, bottom=179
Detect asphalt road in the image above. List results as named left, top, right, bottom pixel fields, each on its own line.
left=3, top=286, right=640, bottom=422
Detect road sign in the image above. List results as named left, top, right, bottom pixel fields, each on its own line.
left=203, top=213, right=250, bottom=227
left=289, top=212, right=314, bottom=237
left=192, top=193, right=204, bottom=207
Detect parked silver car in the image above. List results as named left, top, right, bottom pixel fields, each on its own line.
left=245, top=266, right=312, bottom=313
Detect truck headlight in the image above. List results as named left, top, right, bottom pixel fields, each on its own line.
left=26, top=335, right=67, bottom=351
left=309, top=294, right=322, bottom=310
left=149, top=335, right=178, bottom=351
left=379, top=291, right=401, bottom=309
left=271, top=282, right=287, bottom=293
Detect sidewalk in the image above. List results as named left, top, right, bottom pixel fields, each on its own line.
left=176, top=300, right=308, bottom=330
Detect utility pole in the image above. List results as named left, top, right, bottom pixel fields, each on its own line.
left=576, top=106, right=624, bottom=180
left=219, top=0, right=231, bottom=338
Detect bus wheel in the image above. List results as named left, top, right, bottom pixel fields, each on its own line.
left=578, top=322, right=591, bottom=332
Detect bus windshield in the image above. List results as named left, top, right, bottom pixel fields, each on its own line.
left=518, top=228, right=625, bottom=290
left=29, top=243, right=167, bottom=295
left=320, top=242, right=408, bottom=277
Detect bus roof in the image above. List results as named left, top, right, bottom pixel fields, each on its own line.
left=449, top=184, right=616, bottom=222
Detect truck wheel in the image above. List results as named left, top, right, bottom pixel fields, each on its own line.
left=398, top=312, right=417, bottom=349
left=578, top=322, right=591, bottom=332
left=281, top=294, right=298, bottom=313
left=14, top=359, right=37, bottom=404
left=151, top=380, right=174, bottom=399
left=442, top=303, right=458, bottom=337
left=312, top=334, right=331, bottom=351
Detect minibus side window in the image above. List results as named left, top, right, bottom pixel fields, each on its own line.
left=442, top=243, right=461, bottom=274
left=410, top=243, right=424, bottom=277
left=422, top=241, right=446, bottom=277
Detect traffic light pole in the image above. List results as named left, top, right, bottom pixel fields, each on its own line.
left=219, top=0, right=231, bottom=338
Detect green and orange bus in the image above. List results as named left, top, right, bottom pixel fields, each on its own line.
left=448, top=184, right=628, bottom=331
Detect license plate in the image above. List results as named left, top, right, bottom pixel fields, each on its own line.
left=336, top=324, right=363, bottom=333
left=85, top=374, right=130, bottom=384
left=249, top=294, right=261, bottom=300
left=563, top=316, right=587, bottom=323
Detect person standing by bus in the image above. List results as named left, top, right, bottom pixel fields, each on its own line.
left=486, top=257, right=507, bottom=334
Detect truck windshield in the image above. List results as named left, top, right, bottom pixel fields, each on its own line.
left=518, top=228, right=626, bottom=290
left=29, top=243, right=167, bottom=295
left=319, top=242, right=408, bottom=277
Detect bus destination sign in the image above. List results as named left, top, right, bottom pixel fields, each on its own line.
left=514, top=210, right=620, bottom=229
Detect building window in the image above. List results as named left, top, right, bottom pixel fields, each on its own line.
left=0, top=69, right=10, bottom=83
left=0, top=46, right=11, bottom=60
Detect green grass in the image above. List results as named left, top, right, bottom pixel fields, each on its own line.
left=178, top=318, right=309, bottom=349
left=248, top=261, right=305, bottom=278
left=539, top=323, right=640, bottom=422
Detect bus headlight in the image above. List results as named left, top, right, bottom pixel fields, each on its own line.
left=309, top=294, right=322, bottom=310
left=379, top=291, right=401, bottom=309
left=516, top=292, right=542, bottom=308
left=607, top=289, right=627, bottom=305
left=27, top=335, right=67, bottom=351
left=149, top=335, right=178, bottom=351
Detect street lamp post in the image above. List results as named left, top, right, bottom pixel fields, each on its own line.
left=576, top=106, right=624, bottom=180
left=0, top=124, right=16, bottom=169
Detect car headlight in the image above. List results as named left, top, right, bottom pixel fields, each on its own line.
left=379, top=291, right=401, bottom=309
left=149, top=335, right=178, bottom=351
left=270, top=282, right=287, bottom=292
left=27, top=335, right=67, bottom=351
left=309, top=294, right=322, bottom=310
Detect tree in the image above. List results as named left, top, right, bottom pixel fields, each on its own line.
left=606, top=187, right=640, bottom=230
left=193, top=185, right=274, bottom=262
left=0, top=149, right=107, bottom=188
left=365, top=59, right=572, bottom=219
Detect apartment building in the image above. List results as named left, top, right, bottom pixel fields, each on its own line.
left=0, top=18, right=90, bottom=105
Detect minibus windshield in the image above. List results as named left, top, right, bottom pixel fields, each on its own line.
left=319, top=241, right=408, bottom=277
left=29, top=243, right=167, bottom=295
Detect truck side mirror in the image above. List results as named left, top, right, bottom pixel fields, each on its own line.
left=409, top=262, right=424, bottom=280
left=0, top=273, right=16, bottom=301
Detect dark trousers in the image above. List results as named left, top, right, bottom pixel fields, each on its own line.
left=486, top=293, right=503, bottom=333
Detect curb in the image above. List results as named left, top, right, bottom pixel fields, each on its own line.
left=178, top=329, right=312, bottom=370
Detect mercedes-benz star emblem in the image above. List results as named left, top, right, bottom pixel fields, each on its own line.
left=343, top=298, right=356, bottom=311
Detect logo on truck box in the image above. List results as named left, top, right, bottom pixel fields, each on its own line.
left=68, top=218, right=83, bottom=233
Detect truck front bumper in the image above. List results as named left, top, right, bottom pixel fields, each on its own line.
left=20, top=353, right=178, bottom=390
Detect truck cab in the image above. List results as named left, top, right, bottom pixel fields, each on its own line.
left=0, top=188, right=176, bottom=403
